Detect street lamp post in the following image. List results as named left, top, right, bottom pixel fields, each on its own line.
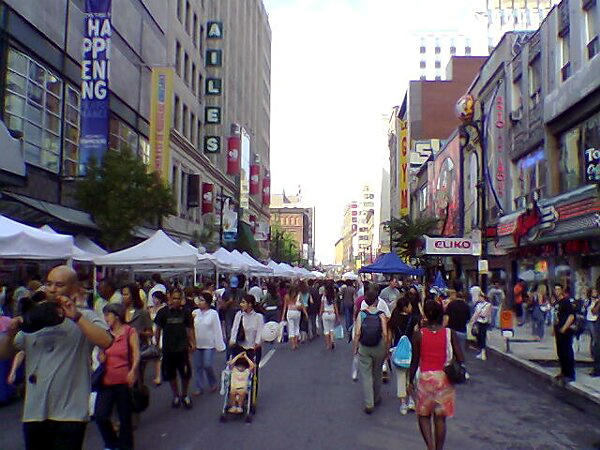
left=456, top=93, right=488, bottom=291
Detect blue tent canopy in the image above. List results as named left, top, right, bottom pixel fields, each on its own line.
left=358, top=253, right=424, bottom=276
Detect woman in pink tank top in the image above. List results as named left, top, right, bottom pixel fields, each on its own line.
left=95, top=302, right=140, bottom=450
left=408, top=300, right=465, bottom=450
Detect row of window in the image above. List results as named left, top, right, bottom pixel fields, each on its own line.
left=175, top=40, right=204, bottom=99
left=173, top=95, right=202, bottom=148
left=558, top=3, right=598, bottom=82
left=3, top=48, right=150, bottom=177
left=419, top=46, right=472, bottom=55
left=176, top=0, right=205, bottom=52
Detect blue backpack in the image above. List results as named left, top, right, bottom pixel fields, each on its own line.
left=392, top=336, right=412, bottom=368
left=392, top=318, right=413, bottom=368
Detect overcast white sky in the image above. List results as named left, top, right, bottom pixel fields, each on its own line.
left=264, top=0, right=474, bottom=264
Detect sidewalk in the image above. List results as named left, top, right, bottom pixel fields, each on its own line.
left=485, top=323, right=600, bottom=406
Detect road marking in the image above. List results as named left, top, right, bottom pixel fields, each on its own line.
left=259, top=348, right=276, bottom=369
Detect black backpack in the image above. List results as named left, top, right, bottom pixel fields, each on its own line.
left=359, top=311, right=383, bottom=347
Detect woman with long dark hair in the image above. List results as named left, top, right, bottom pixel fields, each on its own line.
left=320, top=284, right=340, bottom=350
left=229, top=294, right=265, bottom=363
left=123, top=284, right=154, bottom=384
left=409, top=300, right=465, bottom=450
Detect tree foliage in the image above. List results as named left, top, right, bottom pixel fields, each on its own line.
left=384, top=216, right=441, bottom=267
left=269, top=222, right=300, bottom=264
left=75, top=149, right=175, bottom=250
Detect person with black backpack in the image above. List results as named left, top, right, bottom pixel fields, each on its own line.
left=352, top=287, right=388, bottom=414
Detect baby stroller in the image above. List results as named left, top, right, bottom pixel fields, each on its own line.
left=219, top=351, right=258, bottom=423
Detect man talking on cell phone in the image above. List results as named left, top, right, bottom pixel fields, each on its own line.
left=0, top=265, right=113, bottom=450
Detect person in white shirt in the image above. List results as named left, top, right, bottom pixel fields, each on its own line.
left=148, top=274, right=167, bottom=309
left=229, top=294, right=265, bottom=364
left=360, top=296, right=391, bottom=318
left=191, top=292, right=225, bottom=396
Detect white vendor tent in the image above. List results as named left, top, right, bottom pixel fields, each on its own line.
left=94, top=230, right=198, bottom=267
left=231, top=250, right=273, bottom=275
left=266, top=260, right=292, bottom=278
left=179, top=241, right=219, bottom=272
left=341, top=271, right=358, bottom=280
left=241, top=251, right=273, bottom=276
left=39, top=225, right=106, bottom=262
left=0, top=215, right=74, bottom=260
left=212, top=248, right=246, bottom=272
left=311, top=271, right=326, bottom=279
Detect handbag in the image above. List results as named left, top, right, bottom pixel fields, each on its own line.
left=471, top=322, right=480, bottom=338
left=91, top=363, right=105, bottom=392
left=131, top=384, right=150, bottom=413
left=140, top=343, right=161, bottom=361
left=444, top=358, right=467, bottom=384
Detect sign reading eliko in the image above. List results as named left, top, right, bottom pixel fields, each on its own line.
left=79, top=0, right=111, bottom=175
left=425, top=237, right=475, bottom=255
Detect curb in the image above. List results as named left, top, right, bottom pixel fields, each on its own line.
left=487, top=344, right=600, bottom=408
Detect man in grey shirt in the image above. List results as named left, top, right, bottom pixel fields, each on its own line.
left=379, top=278, right=401, bottom=309
left=0, top=265, right=112, bottom=450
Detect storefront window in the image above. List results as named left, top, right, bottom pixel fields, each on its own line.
left=109, top=116, right=138, bottom=153
left=4, top=48, right=63, bottom=173
left=559, top=126, right=582, bottom=192
left=139, top=136, right=150, bottom=165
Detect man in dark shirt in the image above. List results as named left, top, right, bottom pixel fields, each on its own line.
left=222, top=276, right=243, bottom=341
left=444, top=291, right=471, bottom=353
left=155, top=288, right=195, bottom=409
left=307, top=280, right=321, bottom=339
left=552, top=283, right=576, bottom=382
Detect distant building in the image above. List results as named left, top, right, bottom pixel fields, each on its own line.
left=270, top=191, right=315, bottom=264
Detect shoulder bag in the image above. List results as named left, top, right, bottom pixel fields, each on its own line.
left=444, top=328, right=466, bottom=384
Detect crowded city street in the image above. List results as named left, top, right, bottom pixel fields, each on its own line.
left=2, top=0, right=600, bottom=449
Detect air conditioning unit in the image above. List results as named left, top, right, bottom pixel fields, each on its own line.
left=510, top=109, right=522, bottom=122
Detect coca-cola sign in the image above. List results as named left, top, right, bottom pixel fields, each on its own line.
left=425, top=237, right=475, bottom=255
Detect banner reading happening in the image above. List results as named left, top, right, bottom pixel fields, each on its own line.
left=79, top=0, right=112, bottom=174
left=149, top=68, right=174, bottom=180
left=399, top=119, right=410, bottom=216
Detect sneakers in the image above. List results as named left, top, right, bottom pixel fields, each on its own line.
left=364, top=406, right=374, bottom=415
left=407, top=398, right=416, bottom=411
left=182, top=396, right=193, bottom=409
left=352, top=370, right=358, bottom=382
left=476, top=350, right=487, bottom=361
left=400, top=403, right=408, bottom=415
left=171, top=396, right=181, bottom=409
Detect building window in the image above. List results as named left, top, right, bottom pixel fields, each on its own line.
left=199, top=25, right=204, bottom=52
left=465, top=46, right=472, bottom=55
left=182, top=103, right=189, bottom=138
left=585, top=3, right=598, bottom=59
left=528, top=58, right=541, bottom=108
left=198, top=73, right=203, bottom=100
left=63, top=85, right=80, bottom=177
left=184, top=52, right=189, bottom=84
left=193, top=14, right=198, bottom=47
left=190, top=112, right=196, bottom=144
left=191, top=63, right=197, bottom=93
left=174, top=95, right=180, bottom=131
left=420, top=75, right=427, bottom=80
left=419, top=185, right=428, bottom=212
left=177, top=0, right=183, bottom=23
left=435, top=46, right=441, bottom=54
left=511, top=74, right=523, bottom=112
left=109, top=115, right=138, bottom=153
left=435, top=61, right=441, bottom=69
left=4, top=48, right=63, bottom=173
left=420, top=46, right=426, bottom=54
left=185, top=1, right=191, bottom=34
left=420, top=61, right=426, bottom=69
left=175, top=41, right=181, bottom=76
left=196, top=119, right=202, bottom=148
left=450, top=46, right=456, bottom=55
left=559, top=32, right=570, bottom=81
left=435, top=75, right=441, bottom=81
left=139, top=135, right=150, bottom=165
left=513, top=149, right=546, bottom=209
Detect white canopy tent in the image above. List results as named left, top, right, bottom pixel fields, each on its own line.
left=179, top=241, right=219, bottom=273
left=241, top=251, right=273, bottom=276
left=266, top=260, right=292, bottom=278
left=212, top=248, right=246, bottom=272
left=311, top=270, right=326, bottom=279
left=231, top=250, right=273, bottom=275
left=39, top=225, right=106, bottom=262
left=94, top=230, right=198, bottom=268
left=0, top=215, right=74, bottom=260
left=341, top=271, right=359, bottom=280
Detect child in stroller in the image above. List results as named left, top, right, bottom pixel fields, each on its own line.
left=224, top=352, right=255, bottom=415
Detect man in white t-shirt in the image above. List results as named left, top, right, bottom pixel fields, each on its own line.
left=248, top=278, right=263, bottom=304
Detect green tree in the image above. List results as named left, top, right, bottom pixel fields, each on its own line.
left=269, top=222, right=300, bottom=264
left=384, top=216, right=441, bottom=267
left=75, top=149, right=175, bottom=250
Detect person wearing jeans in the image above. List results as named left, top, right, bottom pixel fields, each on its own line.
left=192, top=292, right=225, bottom=395
left=470, top=289, right=491, bottom=361
left=553, top=283, right=576, bottom=382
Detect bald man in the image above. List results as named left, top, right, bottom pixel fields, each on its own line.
left=0, top=265, right=112, bottom=450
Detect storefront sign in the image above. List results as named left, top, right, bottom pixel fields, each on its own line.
left=585, top=147, right=600, bottom=182
left=206, top=78, right=222, bottom=95
left=250, top=164, right=260, bottom=195
left=79, top=0, right=112, bottom=174
left=206, top=21, right=223, bottom=39
left=149, top=67, right=174, bottom=180
left=205, top=107, right=221, bottom=124
left=227, top=136, right=240, bottom=175
left=494, top=95, right=506, bottom=199
left=399, top=119, right=410, bottom=216
left=425, top=237, right=475, bottom=255
left=203, top=135, right=220, bottom=153
left=201, top=182, right=214, bottom=214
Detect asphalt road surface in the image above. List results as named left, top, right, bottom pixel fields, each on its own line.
left=1, top=337, right=600, bottom=450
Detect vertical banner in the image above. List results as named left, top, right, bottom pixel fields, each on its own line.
left=187, top=174, right=200, bottom=208
left=222, top=198, right=238, bottom=242
left=262, top=171, right=270, bottom=206
left=79, top=0, right=112, bottom=174
left=201, top=182, right=214, bottom=214
left=399, top=119, right=410, bottom=216
left=149, top=68, right=174, bottom=180
left=250, top=164, right=260, bottom=195
left=227, top=136, right=240, bottom=175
